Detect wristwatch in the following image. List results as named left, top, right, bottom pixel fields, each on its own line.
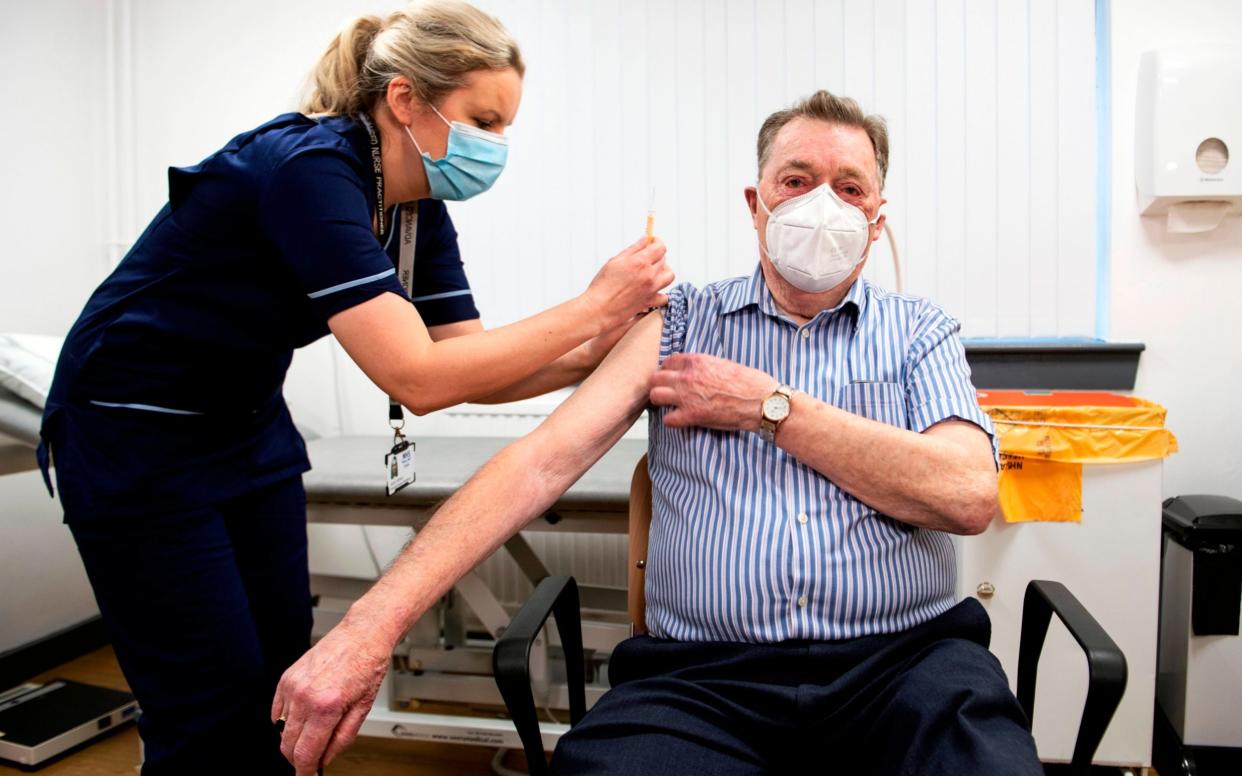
left=758, top=385, right=794, bottom=443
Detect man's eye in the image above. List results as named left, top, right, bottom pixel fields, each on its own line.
left=475, top=119, right=494, bottom=130
left=842, top=185, right=862, bottom=197
left=785, top=177, right=805, bottom=188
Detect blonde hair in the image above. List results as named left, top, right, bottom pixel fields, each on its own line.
left=757, top=90, right=889, bottom=190
left=301, top=0, right=524, bottom=117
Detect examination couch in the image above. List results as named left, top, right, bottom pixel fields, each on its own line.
left=0, top=334, right=57, bottom=474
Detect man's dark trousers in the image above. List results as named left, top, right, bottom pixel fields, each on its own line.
left=552, top=597, right=1043, bottom=775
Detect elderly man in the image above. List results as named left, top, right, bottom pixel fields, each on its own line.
left=272, top=90, right=1043, bottom=775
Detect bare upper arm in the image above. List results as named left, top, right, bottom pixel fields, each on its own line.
left=533, top=312, right=663, bottom=460
left=426, top=318, right=483, bottom=341
left=328, top=291, right=432, bottom=399
left=329, top=297, right=482, bottom=403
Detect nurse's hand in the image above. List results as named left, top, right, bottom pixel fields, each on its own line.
left=271, top=616, right=391, bottom=774
left=586, top=236, right=673, bottom=330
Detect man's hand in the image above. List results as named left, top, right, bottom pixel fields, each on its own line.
left=648, top=352, right=776, bottom=431
left=271, top=616, right=392, bottom=775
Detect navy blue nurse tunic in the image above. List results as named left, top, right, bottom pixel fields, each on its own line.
left=41, top=113, right=478, bottom=517
left=37, top=113, right=479, bottom=772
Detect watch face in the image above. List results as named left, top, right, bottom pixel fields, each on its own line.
left=763, top=393, right=790, bottom=422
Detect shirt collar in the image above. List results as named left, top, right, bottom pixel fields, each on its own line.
left=724, top=264, right=868, bottom=330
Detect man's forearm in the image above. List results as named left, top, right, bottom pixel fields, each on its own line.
left=648, top=351, right=996, bottom=534
left=775, top=393, right=997, bottom=534
left=347, top=317, right=659, bottom=648
left=340, top=437, right=563, bottom=648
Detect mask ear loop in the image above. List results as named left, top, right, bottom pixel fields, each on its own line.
left=404, top=102, right=452, bottom=159
left=755, top=188, right=773, bottom=216
left=754, top=186, right=776, bottom=261
left=403, top=124, right=428, bottom=158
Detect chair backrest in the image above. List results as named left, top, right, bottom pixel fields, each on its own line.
left=627, top=454, right=653, bottom=635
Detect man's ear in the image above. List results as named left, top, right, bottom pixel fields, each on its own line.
left=869, top=196, right=888, bottom=243
left=385, top=76, right=420, bottom=125
left=744, top=186, right=759, bottom=230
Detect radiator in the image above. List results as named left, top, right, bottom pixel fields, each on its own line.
left=473, top=532, right=629, bottom=608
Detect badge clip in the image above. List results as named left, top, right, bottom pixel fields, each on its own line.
left=385, top=426, right=415, bottom=496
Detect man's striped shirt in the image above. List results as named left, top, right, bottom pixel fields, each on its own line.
left=645, top=268, right=996, bottom=643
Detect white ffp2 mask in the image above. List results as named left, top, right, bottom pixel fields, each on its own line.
left=758, top=184, right=876, bottom=293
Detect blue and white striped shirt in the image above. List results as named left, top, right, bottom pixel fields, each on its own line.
left=645, top=268, right=996, bottom=643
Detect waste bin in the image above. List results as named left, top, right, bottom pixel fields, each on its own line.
left=1155, top=494, right=1242, bottom=776
left=963, top=391, right=1177, bottom=765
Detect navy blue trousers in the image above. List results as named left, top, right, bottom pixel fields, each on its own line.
left=69, top=478, right=311, bottom=775
left=552, top=598, right=1042, bottom=775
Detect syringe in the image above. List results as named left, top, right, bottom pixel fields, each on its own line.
left=645, top=187, right=656, bottom=245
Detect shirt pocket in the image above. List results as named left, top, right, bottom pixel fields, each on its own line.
left=833, top=381, right=908, bottom=429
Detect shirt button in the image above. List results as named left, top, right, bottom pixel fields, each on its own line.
left=797, top=512, right=808, bottom=524
left=797, top=595, right=808, bottom=608
left=800, top=328, right=811, bottom=339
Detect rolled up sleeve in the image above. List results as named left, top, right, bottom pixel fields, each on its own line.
left=904, top=305, right=998, bottom=465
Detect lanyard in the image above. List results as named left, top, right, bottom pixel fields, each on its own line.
left=350, top=115, right=420, bottom=497
left=355, top=115, right=419, bottom=443
left=356, top=112, right=391, bottom=243
left=388, top=203, right=418, bottom=430
left=386, top=203, right=417, bottom=495
left=356, top=112, right=417, bottom=299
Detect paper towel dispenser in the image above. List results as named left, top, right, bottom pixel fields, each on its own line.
left=1136, top=48, right=1241, bottom=232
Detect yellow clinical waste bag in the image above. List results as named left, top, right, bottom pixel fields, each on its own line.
left=976, top=391, right=1179, bottom=523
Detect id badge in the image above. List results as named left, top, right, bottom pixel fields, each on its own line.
left=385, top=439, right=415, bottom=496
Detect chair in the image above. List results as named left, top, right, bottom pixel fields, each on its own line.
left=493, top=456, right=1128, bottom=776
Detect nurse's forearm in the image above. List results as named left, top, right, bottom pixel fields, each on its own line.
left=463, top=315, right=644, bottom=404
left=334, top=237, right=670, bottom=414
left=471, top=344, right=595, bottom=404
left=408, top=295, right=605, bottom=412
left=332, top=292, right=606, bottom=416
left=424, top=320, right=592, bottom=405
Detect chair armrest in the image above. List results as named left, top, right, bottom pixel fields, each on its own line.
left=492, top=575, right=587, bottom=775
left=1017, top=579, right=1127, bottom=773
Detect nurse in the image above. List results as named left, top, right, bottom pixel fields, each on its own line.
left=38, top=1, right=670, bottom=773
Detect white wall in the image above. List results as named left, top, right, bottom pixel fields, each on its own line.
left=1109, top=0, right=1242, bottom=496
left=0, top=0, right=111, bottom=652
left=0, top=0, right=111, bottom=333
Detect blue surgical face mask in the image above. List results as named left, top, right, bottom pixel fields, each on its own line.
left=404, top=105, right=508, bottom=201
